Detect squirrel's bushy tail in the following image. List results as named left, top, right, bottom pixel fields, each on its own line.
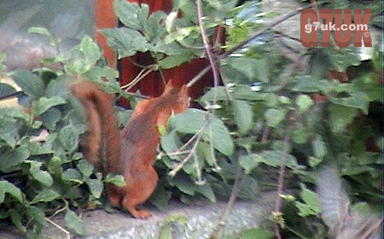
left=70, top=81, right=120, bottom=172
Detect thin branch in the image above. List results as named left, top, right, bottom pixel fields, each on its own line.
left=121, top=67, right=154, bottom=90
left=186, top=66, right=211, bottom=88
left=159, top=150, right=191, bottom=158
left=45, top=217, right=71, bottom=239
left=196, top=0, right=220, bottom=107
left=169, top=133, right=203, bottom=177
left=125, top=56, right=151, bottom=69
left=187, top=3, right=312, bottom=88
left=173, top=123, right=207, bottom=154
left=261, top=126, right=270, bottom=144
left=119, top=91, right=149, bottom=99
left=273, top=117, right=293, bottom=239
left=209, top=166, right=245, bottom=239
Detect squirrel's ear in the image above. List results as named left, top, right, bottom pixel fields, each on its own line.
left=163, top=78, right=182, bottom=93
left=179, top=84, right=189, bottom=96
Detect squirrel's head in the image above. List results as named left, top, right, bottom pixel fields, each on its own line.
left=163, top=79, right=190, bottom=113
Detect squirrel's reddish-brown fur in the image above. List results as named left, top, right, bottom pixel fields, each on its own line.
left=71, top=80, right=189, bottom=219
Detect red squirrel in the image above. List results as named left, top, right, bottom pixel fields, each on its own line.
left=71, top=79, right=189, bottom=218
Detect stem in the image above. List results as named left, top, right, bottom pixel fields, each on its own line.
left=45, top=217, right=71, bottom=239
left=195, top=0, right=220, bottom=108
left=273, top=118, right=292, bottom=239
left=169, top=133, right=203, bottom=177
left=209, top=166, right=245, bottom=239
left=121, top=67, right=154, bottom=90
left=285, top=225, right=308, bottom=239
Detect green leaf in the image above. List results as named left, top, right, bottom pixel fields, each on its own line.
left=47, top=156, right=63, bottom=177
left=115, top=0, right=147, bottom=30
left=329, top=92, right=370, bottom=114
left=31, top=189, right=60, bottom=204
left=232, top=100, right=253, bottom=134
left=259, top=151, right=298, bottom=168
left=41, top=108, right=62, bottom=130
left=291, top=75, right=319, bottom=93
left=239, top=154, right=260, bottom=174
left=79, top=36, right=102, bottom=67
left=228, top=57, right=269, bottom=82
left=31, top=96, right=66, bottom=116
left=0, top=180, right=23, bottom=204
left=161, top=130, right=182, bottom=157
left=28, top=27, right=52, bottom=38
left=86, top=179, right=103, bottom=198
left=169, top=109, right=234, bottom=156
left=0, top=147, right=29, bottom=172
left=312, top=135, right=327, bottom=158
left=102, top=28, right=149, bottom=58
left=195, top=183, right=216, bottom=202
left=295, top=184, right=320, bottom=217
left=328, top=104, right=358, bottom=133
left=26, top=206, right=46, bottom=229
left=200, top=85, right=263, bottom=102
left=12, top=70, right=45, bottom=98
left=240, top=228, right=274, bottom=239
left=159, top=224, right=172, bottom=239
left=62, top=169, right=82, bottom=183
left=59, top=125, right=80, bottom=153
left=158, top=54, right=193, bottom=69
left=170, top=177, right=195, bottom=196
left=105, top=174, right=126, bottom=187
left=0, top=120, right=20, bottom=148
left=158, top=125, right=167, bottom=136
left=29, top=162, right=53, bottom=187
left=264, top=109, right=285, bottom=128
left=77, top=159, right=94, bottom=178
left=150, top=186, right=171, bottom=212
left=65, top=209, right=85, bottom=236
left=295, top=94, right=313, bottom=113
left=238, top=176, right=259, bottom=200
left=327, top=47, right=361, bottom=72
left=292, top=123, right=312, bottom=144
left=0, top=82, right=16, bottom=97
left=351, top=202, right=371, bottom=216
left=10, top=210, right=26, bottom=233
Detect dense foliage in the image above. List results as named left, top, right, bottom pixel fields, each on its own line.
left=0, top=0, right=382, bottom=238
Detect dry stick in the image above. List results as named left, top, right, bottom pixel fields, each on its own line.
left=45, top=217, right=71, bottom=239
left=169, top=133, right=203, bottom=177
left=187, top=3, right=313, bottom=88
left=209, top=167, right=245, bottom=239
left=360, top=218, right=383, bottom=239
left=195, top=0, right=220, bottom=106
left=121, top=67, right=154, bottom=90
left=273, top=121, right=292, bottom=239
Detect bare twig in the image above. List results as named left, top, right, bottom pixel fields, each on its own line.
left=160, top=150, right=191, bottom=158
left=210, top=166, right=245, bottom=239
left=45, top=217, right=71, bottom=239
left=121, top=67, right=154, bottom=90
left=195, top=0, right=220, bottom=107
left=273, top=117, right=293, bottom=239
left=187, top=3, right=312, bottom=88
left=261, top=126, right=270, bottom=144
left=169, top=133, right=203, bottom=177
left=186, top=66, right=212, bottom=88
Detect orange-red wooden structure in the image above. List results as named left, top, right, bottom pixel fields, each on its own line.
left=95, top=0, right=213, bottom=106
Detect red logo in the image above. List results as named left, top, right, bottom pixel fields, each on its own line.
left=300, top=9, right=372, bottom=48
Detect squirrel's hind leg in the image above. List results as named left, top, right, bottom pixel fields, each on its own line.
left=122, top=166, right=158, bottom=219
left=107, top=184, right=122, bottom=208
